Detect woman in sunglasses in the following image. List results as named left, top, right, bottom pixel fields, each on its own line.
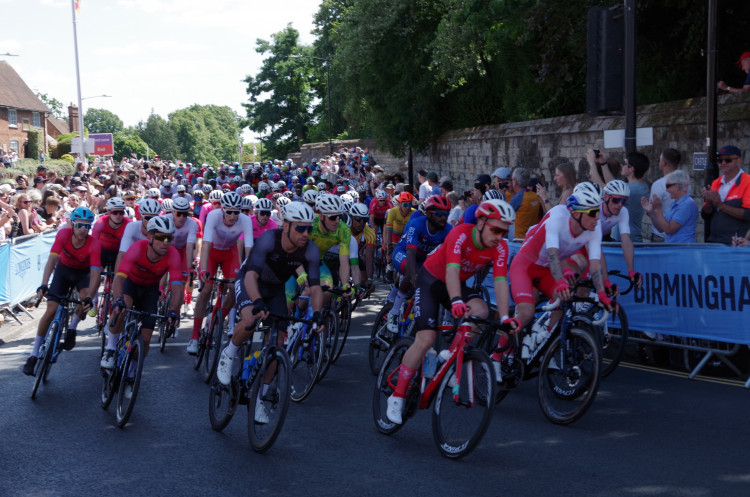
left=23, top=207, right=100, bottom=376
left=13, top=193, right=34, bottom=237
left=508, top=182, right=613, bottom=339
left=100, top=216, right=183, bottom=380
left=385, top=199, right=518, bottom=425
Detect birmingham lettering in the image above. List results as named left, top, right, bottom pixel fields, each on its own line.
left=634, top=272, right=750, bottom=311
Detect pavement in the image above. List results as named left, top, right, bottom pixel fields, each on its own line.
left=0, top=298, right=47, bottom=347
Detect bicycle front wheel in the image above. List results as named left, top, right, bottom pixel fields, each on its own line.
left=368, top=302, right=394, bottom=375
left=372, top=337, right=416, bottom=435
left=116, top=333, right=145, bottom=428
left=31, top=321, right=58, bottom=399
left=316, top=313, right=338, bottom=381
left=158, top=291, right=171, bottom=353
left=203, top=308, right=224, bottom=383
left=331, top=299, right=352, bottom=364
left=432, top=348, right=496, bottom=459
left=248, top=347, right=291, bottom=453
left=99, top=296, right=111, bottom=356
left=289, top=326, right=323, bottom=403
left=598, top=305, right=629, bottom=378
left=538, top=327, right=601, bottom=425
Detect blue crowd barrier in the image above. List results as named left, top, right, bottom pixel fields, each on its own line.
left=471, top=241, right=749, bottom=346
left=0, top=232, right=56, bottom=307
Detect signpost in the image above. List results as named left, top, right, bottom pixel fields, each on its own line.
left=89, top=133, right=114, bottom=156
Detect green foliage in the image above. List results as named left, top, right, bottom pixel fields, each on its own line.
left=84, top=108, right=124, bottom=134
left=35, top=92, right=65, bottom=120
left=53, top=133, right=75, bottom=158
left=137, top=112, right=179, bottom=160
left=113, top=133, right=149, bottom=160
left=60, top=154, right=75, bottom=165
left=168, top=105, right=241, bottom=166
left=26, top=129, right=43, bottom=158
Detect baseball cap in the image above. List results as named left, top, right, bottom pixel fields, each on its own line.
left=491, top=167, right=511, bottom=180
left=33, top=176, right=47, bottom=185
left=427, top=172, right=439, bottom=182
left=717, top=145, right=741, bottom=157
left=475, top=173, right=492, bottom=185
left=736, top=52, right=750, bottom=67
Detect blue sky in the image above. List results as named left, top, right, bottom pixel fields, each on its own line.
left=1, top=0, right=319, bottom=139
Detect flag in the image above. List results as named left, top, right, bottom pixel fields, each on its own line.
left=74, top=0, right=81, bottom=13
left=131, top=152, right=137, bottom=158
left=253, top=143, right=258, bottom=157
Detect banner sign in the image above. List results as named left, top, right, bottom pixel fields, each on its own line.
left=0, top=242, right=10, bottom=303
left=89, top=133, right=114, bottom=156
left=472, top=242, right=750, bottom=345
left=4, top=233, right=56, bottom=306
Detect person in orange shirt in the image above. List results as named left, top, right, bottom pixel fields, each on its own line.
left=509, top=167, right=543, bottom=239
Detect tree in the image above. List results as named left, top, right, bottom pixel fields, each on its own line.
left=243, top=25, right=315, bottom=159
left=169, top=104, right=241, bottom=165
left=137, top=112, right=179, bottom=160
left=35, top=92, right=65, bottom=120
left=113, top=132, right=149, bottom=160
left=84, top=108, right=124, bottom=135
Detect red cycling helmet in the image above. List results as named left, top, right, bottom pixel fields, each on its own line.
left=396, top=191, right=414, bottom=203
left=476, top=199, right=516, bottom=223
left=424, top=195, right=451, bottom=211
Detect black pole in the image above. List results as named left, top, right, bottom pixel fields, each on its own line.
left=623, top=0, right=636, bottom=155
left=408, top=147, right=414, bottom=191
left=706, top=0, right=719, bottom=188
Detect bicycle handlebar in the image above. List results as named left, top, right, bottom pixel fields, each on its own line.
left=35, top=294, right=84, bottom=308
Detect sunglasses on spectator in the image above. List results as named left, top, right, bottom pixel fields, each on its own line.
left=73, top=222, right=91, bottom=230
left=717, top=157, right=739, bottom=164
left=294, top=225, right=313, bottom=233
left=487, top=226, right=507, bottom=235
left=174, top=212, right=188, bottom=217
left=257, top=210, right=271, bottom=216
left=224, top=210, right=240, bottom=216
left=153, top=233, right=173, bottom=243
left=428, top=210, right=449, bottom=217
left=21, top=200, right=31, bottom=204
left=576, top=208, right=600, bottom=218
left=326, top=214, right=341, bottom=221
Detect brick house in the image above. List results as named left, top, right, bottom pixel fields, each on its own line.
left=0, top=61, right=54, bottom=158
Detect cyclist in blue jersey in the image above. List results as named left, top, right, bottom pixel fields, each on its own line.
left=386, top=195, right=452, bottom=332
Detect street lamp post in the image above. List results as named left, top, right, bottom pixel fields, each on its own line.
left=290, top=55, right=333, bottom=156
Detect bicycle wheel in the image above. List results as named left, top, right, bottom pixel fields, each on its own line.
left=596, top=305, right=628, bottom=378
left=373, top=337, right=417, bottom=435
left=193, top=297, right=215, bottom=370
left=99, top=295, right=111, bottom=356
left=316, top=313, right=338, bottom=381
left=369, top=302, right=394, bottom=375
left=248, top=347, right=291, bottom=453
left=289, top=326, right=323, bottom=402
left=208, top=341, right=242, bottom=432
left=158, top=290, right=171, bottom=353
left=100, top=362, right=119, bottom=410
left=116, top=333, right=145, bottom=428
left=432, top=348, right=496, bottom=459
left=537, top=327, right=601, bottom=425
left=203, top=308, right=224, bottom=383
left=31, top=322, right=58, bottom=399
left=331, top=299, right=352, bottom=364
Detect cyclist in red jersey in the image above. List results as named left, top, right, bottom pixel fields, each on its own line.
left=368, top=189, right=393, bottom=233
left=92, top=197, right=132, bottom=269
left=100, top=216, right=183, bottom=371
left=386, top=200, right=519, bottom=424
left=23, top=207, right=100, bottom=375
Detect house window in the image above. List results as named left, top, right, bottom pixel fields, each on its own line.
left=33, top=112, right=40, bottom=128
left=8, top=109, right=17, bottom=127
left=9, top=140, right=19, bottom=153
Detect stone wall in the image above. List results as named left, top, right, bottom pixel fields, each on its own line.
left=298, top=92, right=750, bottom=240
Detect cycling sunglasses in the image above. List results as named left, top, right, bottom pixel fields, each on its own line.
left=608, top=197, right=627, bottom=205
left=241, top=209, right=251, bottom=214
left=224, top=210, right=240, bottom=216
left=400, top=202, right=412, bottom=207
left=294, top=225, right=313, bottom=233
left=326, top=214, right=341, bottom=221
left=73, top=222, right=91, bottom=230
left=487, top=226, right=507, bottom=235
left=142, top=215, right=155, bottom=221
left=427, top=210, right=449, bottom=217
left=110, top=210, right=125, bottom=216
left=124, top=196, right=136, bottom=201
left=174, top=211, right=188, bottom=217
left=576, top=208, right=600, bottom=218
left=353, top=216, right=369, bottom=223
left=153, top=233, right=173, bottom=243
left=257, top=210, right=271, bottom=216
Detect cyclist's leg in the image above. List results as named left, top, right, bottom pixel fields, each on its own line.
left=387, top=251, right=409, bottom=323
left=132, top=285, right=160, bottom=358
left=190, top=247, right=223, bottom=349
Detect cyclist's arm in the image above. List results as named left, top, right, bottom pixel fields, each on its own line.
left=619, top=233, right=635, bottom=274
left=111, top=273, right=125, bottom=301
left=82, top=267, right=102, bottom=300
left=445, top=265, right=462, bottom=302
left=185, top=242, right=195, bottom=273
left=589, top=258, right=606, bottom=294
left=364, top=244, right=375, bottom=281
left=244, top=270, right=262, bottom=302
left=169, top=284, right=183, bottom=313
left=199, top=240, right=211, bottom=274
left=310, top=283, right=323, bottom=314
left=338, top=251, right=350, bottom=289
left=493, top=277, right=511, bottom=320
left=546, top=247, right=565, bottom=281
left=405, top=247, right=418, bottom=284
left=40, top=253, right=58, bottom=290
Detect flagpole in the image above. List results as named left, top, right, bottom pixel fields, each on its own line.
left=71, top=0, right=85, bottom=159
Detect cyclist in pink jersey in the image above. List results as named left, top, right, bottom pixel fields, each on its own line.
left=188, top=192, right=254, bottom=355
left=509, top=182, right=613, bottom=332
left=23, top=207, right=100, bottom=375
left=251, top=197, right=278, bottom=240
left=100, top=216, right=183, bottom=371
left=199, top=189, right=222, bottom=225
left=386, top=200, right=519, bottom=424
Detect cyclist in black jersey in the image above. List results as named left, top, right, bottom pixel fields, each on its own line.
left=216, top=202, right=324, bottom=386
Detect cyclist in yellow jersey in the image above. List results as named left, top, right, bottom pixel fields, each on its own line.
left=348, top=203, right=377, bottom=293
left=384, top=192, right=416, bottom=283
left=308, top=194, right=352, bottom=299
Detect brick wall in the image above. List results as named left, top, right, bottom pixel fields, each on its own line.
left=299, top=92, right=750, bottom=240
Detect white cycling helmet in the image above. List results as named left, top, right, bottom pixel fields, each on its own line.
left=239, top=184, right=254, bottom=194
left=139, top=198, right=162, bottom=217
left=148, top=188, right=161, bottom=198
left=202, top=185, right=213, bottom=193
left=317, top=182, right=327, bottom=191
left=375, top=189, right=388, bottom=200
left=176, top=184, right=187, bottom=192
left=160, top=198, right=174, bottom=212
left=482, top=189, right=503, bottom=201
left=147, top=215, right=175, bottom=234
left=567, top=182, right=603, bottom=211
left=208, top=190, right=224, bottom=202
left=303, top=189, right=319, bottom=204
left=254, top=198, right=273, bottom=211
left=106, top=197, right=126, bottom=211
left=282, top=202, right=315, bottom=223
left=162, top=179, right=171, bottom=187
left=349, top=203, right=369, bottom=218
left=603, top=179, right=630, bottom=198
left=257, top=182, right=270, bottom=192
left=172, top=196, right=191, bottom=212
left=316, top=194, right=344, bottom=215
left=221, top=191, right=243, bottom=209
left=276, top=196, right=291, bottom=208
left=277, top=180, right=286, bottom=189
left=241, top=196, right=254, bottom=210
left=476, top=199, right=516, bottom=223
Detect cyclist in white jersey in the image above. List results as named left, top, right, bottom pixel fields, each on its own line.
left=114, top=198, right=161, bottom=272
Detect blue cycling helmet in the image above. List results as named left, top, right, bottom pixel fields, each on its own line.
left=70, top=206, right=95, bottom=223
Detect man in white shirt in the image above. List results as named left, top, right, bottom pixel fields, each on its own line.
left=648, top=149, right=681, bottom=242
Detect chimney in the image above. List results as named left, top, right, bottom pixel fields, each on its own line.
left=68, top=104, right=79, bottom=133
